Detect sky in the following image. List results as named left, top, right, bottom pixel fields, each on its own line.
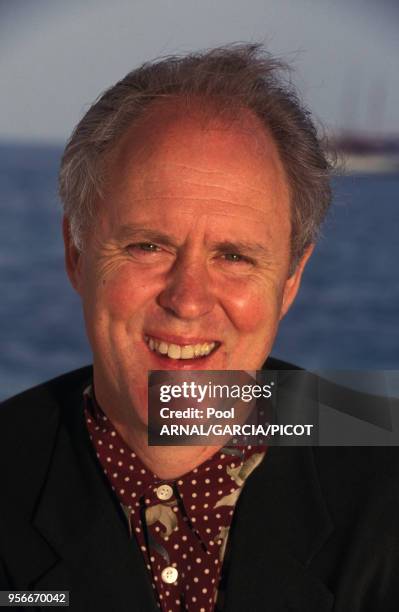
left=0, top=0, right=398, bottom=143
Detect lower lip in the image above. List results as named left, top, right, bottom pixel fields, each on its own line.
left=145, top=343, right=219, bottom=369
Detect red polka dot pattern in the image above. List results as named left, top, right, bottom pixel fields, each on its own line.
left=84, top=386, right=266, bottom=611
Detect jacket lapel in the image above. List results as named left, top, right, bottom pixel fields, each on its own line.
left=223, top=446, right=334, bottom=611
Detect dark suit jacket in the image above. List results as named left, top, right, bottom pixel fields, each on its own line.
left=1, top=361, right=399, bottom=611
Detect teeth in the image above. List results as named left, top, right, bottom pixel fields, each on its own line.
left=181, top=345, right=194, bottom=359
left=158, top=341, right=168, bottom=355
left=167, top=344, right=181, bottom=359
left=145, top=336, right=216, bottom=360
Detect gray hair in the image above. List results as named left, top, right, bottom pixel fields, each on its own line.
left=59, top=43, right=333, bottom=267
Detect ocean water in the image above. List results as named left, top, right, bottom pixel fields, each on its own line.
left=1, top=143, right=398, bottom=400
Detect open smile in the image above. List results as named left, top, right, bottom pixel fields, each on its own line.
left=144, top=334, right=220, bottom=360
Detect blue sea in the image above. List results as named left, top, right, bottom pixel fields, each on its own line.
left=1, top=143, right=398, bottom=400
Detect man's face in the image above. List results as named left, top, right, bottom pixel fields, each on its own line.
left=65, top=104, right=312, bottom=427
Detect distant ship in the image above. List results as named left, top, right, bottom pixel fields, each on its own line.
left=328, top=73, right=399, bottom=174
left=330, top=132, right=399, bottom=174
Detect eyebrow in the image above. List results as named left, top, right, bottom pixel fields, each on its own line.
left=115, top=225, right=272, bottom=260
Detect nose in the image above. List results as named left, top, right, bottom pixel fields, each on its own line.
left=157, top=255, right=216, bottom=320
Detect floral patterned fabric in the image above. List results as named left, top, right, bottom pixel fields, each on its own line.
left=84, top=386, right=267, bottom=611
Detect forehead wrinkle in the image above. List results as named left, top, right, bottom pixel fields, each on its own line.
left=138, top=155, right=282, bottom=188
left=138, top=161, right=233, bottom=175
left=127, top=196, right=271, bottom=208
left=146, top=162, right=225, bottom=174
left=138, top=162, right=273, bottom=194
left=137, top=178, right=270, bottom=198
left=121, top=197, right=277, bottom=221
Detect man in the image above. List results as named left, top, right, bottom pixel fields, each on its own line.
left=1, top=44, right=399, bottom=611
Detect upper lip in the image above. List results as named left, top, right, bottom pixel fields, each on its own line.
left=145, top=333, right=219, bottom=346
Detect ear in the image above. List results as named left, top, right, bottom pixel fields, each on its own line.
left=279, top=244, right=314, bottom=320
left=63, top=216, right=83, bottom=294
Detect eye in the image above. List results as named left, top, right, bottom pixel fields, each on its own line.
left=125, top=242, right=168, bottom=261
left=127, top=242, right=161, bottom=253
left=222, top=253, right=253, bottom=265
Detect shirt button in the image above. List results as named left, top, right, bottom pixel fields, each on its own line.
left=161, top=566, right=178, bottom=584
left=156, top=484, right=173, bottom=501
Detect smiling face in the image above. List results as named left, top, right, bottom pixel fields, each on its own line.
left=64, top=102, right=313, bottom=431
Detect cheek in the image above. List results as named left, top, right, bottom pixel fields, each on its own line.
left=223, top=280, right=283, bottom=334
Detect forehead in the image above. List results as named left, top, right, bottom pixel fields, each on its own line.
left=102, top=100, right=291, bottom=230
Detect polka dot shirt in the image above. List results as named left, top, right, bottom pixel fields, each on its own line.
left=84, top=386, right=267, bottom=611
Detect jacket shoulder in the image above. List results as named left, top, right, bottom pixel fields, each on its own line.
left=0, top=365, right=93, bottom=424
left=264, top=355, right=302, bottom=370
left=0, top=367, right=92, bottom=490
